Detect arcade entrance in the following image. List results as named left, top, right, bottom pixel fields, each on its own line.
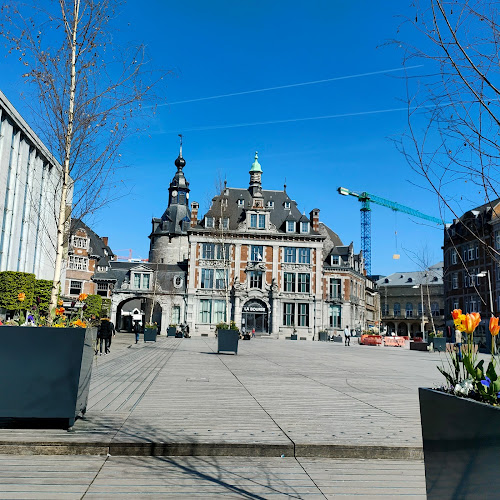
left=242, top=299, right=268, bottom=334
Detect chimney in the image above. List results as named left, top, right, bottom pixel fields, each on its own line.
left=309, top=208, right=320, bottom=232
left=191, top=201, right=199, bottom=227
left=102, top=236, right=108, bottom=246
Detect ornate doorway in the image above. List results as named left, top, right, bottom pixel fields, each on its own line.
left=242, top=299, right=268, bottom=334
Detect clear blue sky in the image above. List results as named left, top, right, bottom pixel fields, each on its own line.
left=1, top=1, right=468, bottom=274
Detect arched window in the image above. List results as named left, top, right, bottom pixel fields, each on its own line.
left=406, top=302, right=413, bottom=318
left=393, top=303, right=401, bottom=317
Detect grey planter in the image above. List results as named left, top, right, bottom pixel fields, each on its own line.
left=318, top=331, right=328, bottom=341
left=290, top=334, right=298, bottom=340
left=0, top=326, right=96, bottom=429
left=167, top=326, right=176, bottom=337
left=410, top=341, right=428, bottom=351
left=144, top=327, right=157, bottom=342
left=217, top=329, right=239, bottom=354
left=431, top=337, right=446, bottom=352
left=419, top=388, right=500, bottom=499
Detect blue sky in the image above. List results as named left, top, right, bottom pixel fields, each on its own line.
left=1, top=1, right=463, bottom=274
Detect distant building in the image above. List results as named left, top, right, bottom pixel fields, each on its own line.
left=0, top=90, right=65, bottom=280
left=443, top=200, right=500, bottom=345
left=63, top=218, right=115, bottom=299
left=376, top=263, right=445, bottom=338
left=106, top=147, right=379, bottom=337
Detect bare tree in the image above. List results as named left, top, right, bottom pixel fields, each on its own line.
left=1, top=0, right=166, bottom=318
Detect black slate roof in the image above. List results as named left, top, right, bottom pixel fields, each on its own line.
left=70, top=218, right=114, bottom=264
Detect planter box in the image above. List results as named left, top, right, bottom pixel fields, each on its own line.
left=0, top=326, right=96, bottom=429
left=290, top=334, right=298, bottom=340
left=217, top=329, right=239, bottom=354
left=318, top=331, right=328, bottom=341
left=332, top=335, right=343, bottom=342
left=144, top=327, right=157, bottom=342
left=410, top=341, right=428, bottom=351
left=167, top=326, right=176, bottom=337
left=431, top=337, right=446, bottom=352
left=419, top=388, right=500, bottom=499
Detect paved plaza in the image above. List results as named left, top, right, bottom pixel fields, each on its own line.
left=0, top=334, right=449, bottom=498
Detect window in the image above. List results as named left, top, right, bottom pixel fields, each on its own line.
left=468, top=244, right=474, bottom=261
left=452, top=273, right=458, bottom=289
left=298, top=273, right=310, bottom=293
left=331, top=255, right=340, bottom=265
left=300, top=222, right=309, bottom=233
left=329, top=305, right=341, bottom=328
left=251, top=245, right=263, bottom=262
left=249, top=271, right=263, bottom=288
left=216, top=244, right=230, bottom=260
left=132, top=272, right=150, bottom=289
left=406, top=302, right=413, bottom=318
left=418, top=302, right=423, bottom=316
left=496, top=230, right=500, bottom=250
left=453, top=300, right=459, bottom=310
left=329, top=278, right=341, bottom=298
left=451, top=249, right=457, bottom=264
left=286, top=221, right=295, bottom=232
left=298, top=303, right=309, bottom=326
left=284, top=201, right=290, bottom=209
left=258, top=214, right=266, bottom=229
left=431, top=302, right=440, bottom=317
left=213, top=300, right=226, bottom=323
left=215, top=269, right=228, bottom=289
left=97, top=266, right=107, bottom=272
left=284, top=247, right=296, bottom=263
left=238, top=199, right=245, bottom=206
left=394, top=302, right=401, bottom=317
left=298, top=248, right=311, bottom=264
left=172, top=306, right=181, bottom=325
left=284, top=273, right=295, bottom=292
left=202, top=243, right=215, bottom=259
left=70, top=280, right=82, bottom=295
left=475, top=245, right=479, bottom=259
left=382, top=303, right=389, bottom=316
left=72, top=236, right=88, bottom=249
left=267, top=201, right=274, bottom=208
left=283, top=303, right=295, bottom=326
left=97, top=282, right=108, bottom=297
left=222, top=218, right=229, bottom=229
left=205, top=217, right=214, bottom=228
left=201, top=269, right=214, bottom=289
left=69, top=255, right=88, bottom=270
left=199, top=300, right=211, bottom=323
left=250, top=214, right=257, bottom=228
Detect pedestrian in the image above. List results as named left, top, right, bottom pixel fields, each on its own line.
left=252, top=328, right=255, bottom=338
left=455, top=328, right=462, bottom=361
left=344, top=325, right=351, bottom=346
left=241, top=325, right=246, bottom=340
left=98, top=318, right=113, bottom=354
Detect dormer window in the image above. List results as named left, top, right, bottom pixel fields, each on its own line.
left=133, top=272, right=151, bottom=289
left=249, top=213, right=266, bottom=229
left=300, top=222, right=309, bottom=233
left=222, top=218, right=229, bottom=230
left=205, top=217, right=214, bottom=228
left=331, top=255, right=340, bottom=265
left=238, top=199, right=244, bottom=207
left=284, top=201, right=290, bottom=209
left=286, top=221, right=295, bottom=233
left=72, top=236, right=89, bottom=249
left=250, top=214, right=257, bottom=228
left=258, top=214, right=266, bottom=229
left=267, top=201, right=274, bottom=208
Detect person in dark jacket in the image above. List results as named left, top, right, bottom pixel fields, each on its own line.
left=98, top=318, right=113, bottom=354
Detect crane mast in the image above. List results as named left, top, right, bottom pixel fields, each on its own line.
left=337, top=187, right=445, bottom=276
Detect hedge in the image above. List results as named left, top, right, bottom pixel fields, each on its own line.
left=34, top=279, right=52, bottom=315
left=0, top=271, right=35, bottom=311
left=83, top=294, right=102, bottom=320
left=101, top=298, right=112, bottom=318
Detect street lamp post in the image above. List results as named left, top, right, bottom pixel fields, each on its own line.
left=478, top=270, right=494, bottom=352
left=413, top=284, right=425, bottom=341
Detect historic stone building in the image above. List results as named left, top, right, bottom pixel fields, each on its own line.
left=106, top=147, right=379, bottom=338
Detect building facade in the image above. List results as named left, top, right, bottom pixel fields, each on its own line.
left=0, top=90, right=65, bottom=280
left=376, top=263, right=445, bottom=338
left=443, top=200, right=500, bottom=345
left=107, top=148, right=379, bottom=338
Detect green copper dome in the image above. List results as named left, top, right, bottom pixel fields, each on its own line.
left=249, top=151, right=262, bottom=173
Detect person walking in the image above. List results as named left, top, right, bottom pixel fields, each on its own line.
left=98, top=318, right=113, bottom=354
left=344, top=325, right=351, bottom=346
left=251, top=328, right=255, bottom=338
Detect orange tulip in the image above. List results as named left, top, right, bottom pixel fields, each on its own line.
left=18, top=292, right=25, bottom=302
left=490, top=316, right=500, bottom=336
left=451, top=309, right=462, bottom=320
left=463, top=312, right=481, bottom=334
left=55, top=307, right=65, bottom=316
left=58, top=299, right=63, bottom=306
left=78, top=293, right=88, bottom=302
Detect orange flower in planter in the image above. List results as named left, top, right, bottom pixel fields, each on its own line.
left=463, top=312, right=481, bottom=335
left=452, top=309, right=466, bottom=331
left=78, top=293, right=88, bottom=302
left=489, top=317, right=500, bottom=336
left=55, top=307, right=65, bottom=316
left=58, top=299, right=63, bottom=306
left=18, top=292, right=26, bottom=302
left=451, top=309, right=462, bottom=319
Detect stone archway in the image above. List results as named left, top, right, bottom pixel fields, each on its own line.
left=116, top=297, right=145, bottom=332
left=397, top=323, right=408, bottom=336
left=241, top=299, right=269, bottom=334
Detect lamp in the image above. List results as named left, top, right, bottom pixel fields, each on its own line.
left=477, top=270, right=494, bottom=316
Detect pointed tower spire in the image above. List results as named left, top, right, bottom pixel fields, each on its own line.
left=248, top=151, right=263, bottom=198
left=175, top=133, right=186, bottom=171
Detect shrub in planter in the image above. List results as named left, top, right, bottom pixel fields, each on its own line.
left=101, top=298, right=112, bottom=318
left=144, top=323, right=158, bottom=342
left=216, top=322, right=239, bottom=354
left=82, top=294, right=102, bottom=322
left=0, top=271, right=35, bottom=311
left=34, top=279, right=52, bottom=316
